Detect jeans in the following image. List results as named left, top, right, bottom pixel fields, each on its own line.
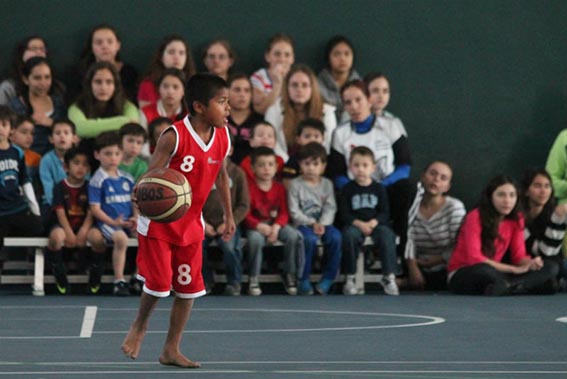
left=298, top=225, right=341, bottom=281
left=246, top=225, right=304, bottom=277
left=342, top=224, right=397, bottom=275
left=202, top=228, right=242, bottom=285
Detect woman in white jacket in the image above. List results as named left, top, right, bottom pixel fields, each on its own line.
left=265, top=64, right=336, bottom=162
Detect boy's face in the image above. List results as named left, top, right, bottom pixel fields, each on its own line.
left=122, top=134, right=144, bottom=159
left=296, top=127, right=324, bottom=146
left=299, top=157, right=325, bottom=181
left=0, top=119, right=11, bottom=141
left=94, top=145, right=123, bottom=171
left=49, top=123, right=75, bottom=151
left=10, top=121, right=34, bottom=149
left=199, top=87, right=230, bottom=128
left=66, top=154, right=90, bottom=181
left=349, top=154, right=376, bottom=182
left=250, top=124, right=276, bottom=148
left=252, top=155, right=277, bottom=181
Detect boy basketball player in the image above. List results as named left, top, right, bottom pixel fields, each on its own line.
left=121, top=74, right=235, bottom=368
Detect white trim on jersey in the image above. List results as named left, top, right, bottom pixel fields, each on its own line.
left=224, top=126, right=232, bottom=159
left=183, top=116, right=216, bottom=152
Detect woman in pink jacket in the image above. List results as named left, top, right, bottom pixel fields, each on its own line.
left=448, top=175, right=558, bottom=295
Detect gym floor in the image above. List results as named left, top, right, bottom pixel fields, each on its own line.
left=0, top=290, right=566, bottom=379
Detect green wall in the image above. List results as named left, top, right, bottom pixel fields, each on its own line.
left=2, top=0, right=567, bottom=207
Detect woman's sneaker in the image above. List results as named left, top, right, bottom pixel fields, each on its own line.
left=381, top=274, right=400, bottom=296
left=343, top=274, right=357, bottom=295
left=248, top=276, right=262, bottom=296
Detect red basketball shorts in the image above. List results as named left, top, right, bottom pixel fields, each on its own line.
left=137, top=235, right=206, bottom=298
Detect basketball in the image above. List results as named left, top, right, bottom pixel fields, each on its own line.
left=136, top=168, right=192, bottom=223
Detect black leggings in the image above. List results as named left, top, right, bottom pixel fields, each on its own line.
left=449, top=262, right=559, bottom=296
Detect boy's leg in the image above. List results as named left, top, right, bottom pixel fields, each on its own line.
left=297, top=226, right=317, bottom=281
left=246, top=230, right=265, bottom=277
left=121, top=292, right=160, bottom=359
left=371, top=225, right=398, bottom=275
left=218, top=231, right=242, bottom=286
left=321, top=225, right=342, bottom=280
left=111, top=229, right=129, bottom=282
left=277, top=225, right=304, bottom=278
left=47, top=226, right=68, bottom=293
left=159, top=297, right=200, bottom=368
left=87, top=227, right=107, bottom=294
left=342, top=225, right=363, bottom=275
left=201, top=238, right=214, bottom=292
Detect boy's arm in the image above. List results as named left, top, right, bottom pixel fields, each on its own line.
left=274, top=184, right=290, bottom=227
left=337, top=185, right=356, bottom=226
left=232, top=168, right=250, bottom=226
left=287, top=180, right=315, bottom=226
left=90, top=203, right=120, bottom=226
left=375, top=184, right=391, bottom=225
left=55, top=207, right=75, bottom=235
left=39, top=156, right=55, bottom=206
left=215, top=159, right=236, bottom=241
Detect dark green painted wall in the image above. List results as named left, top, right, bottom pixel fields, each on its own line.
left=2, top=0, right=567, bottom=207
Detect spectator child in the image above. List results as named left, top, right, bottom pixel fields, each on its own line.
left=202, top=137, right=250, bottom=295
left=317, top=35, right=361, bottom=124
left=9, top=57, right=66, bottom=154
left=76, top=24, right=138, bottom=101
left=140, top=68, right=188, bottom=128
left=282, top=118, right=326, bottom=185
left=244, top=146, right=304, bottom=296
left=118, top=123, right=148, bottom=182
left=520, top=168, right=567, bottom=279
left=288, top=143, right=341, bottom=295
left=147, top=117, right=170, bottom=155
left=402, top=161, right=466, bottom=290
left=202, top=39, right=235, bottom=80
left=87, top=131, right=137, bottom=296
left=39, top=119, right=76, bottom=208
left=0, top=36, right=48, bottom=106
left=251, top=33, right=295, bottom=114
left=265, top=64, right=336, bottom=161
left=137, top=35, right=195, bottom=109
left=10, top=115, right=41, bottom=188
left=226, top=73, right=264, bottom=164
left=448, top=175, right=558, bottom=295
left=47, top=148, right=104, bottom=294
left=239, top=121, right=285, bottom=181
left=338, top=146, right=399, bottom=296
left=0, top=106, right=42, bottom=255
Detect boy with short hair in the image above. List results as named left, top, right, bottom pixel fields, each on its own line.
left=47, top=147, right=105, bottom=295
left=87, top=131, right=137, bottom=296
left=119, top=122, right=148, bottom=182
left=0, top=106, right=42, bottom=258
left=239, top=121, right=285, bottom=181
left=288, top=142, right=341, bottom=295
left=202, top=133, right=250, bottom=296
left=39, top=119, right=77, bottom=208
left=122, top=74, right=235, bottom=368
left=244, top=146, right=304, bottom=296
left=338, top=146, right=399, bottom=296
left=282, top=118, right=326, bottom=183
left=10, top=115, right=41, bottom=181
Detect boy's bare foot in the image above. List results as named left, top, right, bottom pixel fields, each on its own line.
left=121, top=326, right=146, bottom=359
left=159, top=351, right=201, bottom=368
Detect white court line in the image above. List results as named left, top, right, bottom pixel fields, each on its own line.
left=2, top=360, right=567, bottom=365
left=80, top=306, right=97, bottom=338
left=1, top=369, right=567, bottom=376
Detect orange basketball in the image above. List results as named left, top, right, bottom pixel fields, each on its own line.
left=136, top=168, right=192, bottom=223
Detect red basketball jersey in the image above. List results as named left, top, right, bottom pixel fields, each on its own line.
left=138, top=116, right=231, bottom=245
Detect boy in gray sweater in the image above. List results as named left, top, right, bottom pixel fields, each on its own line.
left=288, top=142, right=341, bottom=295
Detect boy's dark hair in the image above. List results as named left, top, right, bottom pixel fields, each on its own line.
left=297, top=142, right=327, bottom=164
left=64, top=147, right=90, bottom=166
left=94, top=131, right=121, bottom=152
left=148, top=117, right=171, bottom=142
left=296, top=118, right=325, bottom=137
left=251, top=120, right=274, bottom=138
left=0, top=105, right=15, bottom=126
left=349, top=146, right=375, bottom=162
left=185, top=73, right=227, bottom=114
left=250, top=146, right=276, bottom=166
left=14, top=114, right=34, bottom=128
left=52, top=118, right=76, bottom=135
left=119, top=122, right=147, bottom=142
